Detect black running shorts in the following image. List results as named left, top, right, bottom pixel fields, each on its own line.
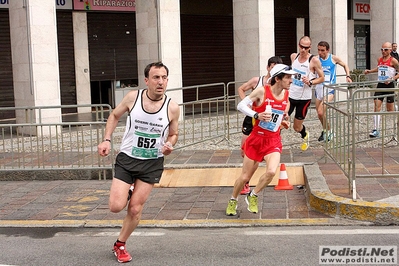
left=114, top=152, right=164, bottom=184
left=288, top=98, right=311, bottom=120
left=375, top=82, right=395, bottom=103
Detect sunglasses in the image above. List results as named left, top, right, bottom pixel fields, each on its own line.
left=381, top=48, right=390, bottom=52
left=299, top=44, right=310, bottom=50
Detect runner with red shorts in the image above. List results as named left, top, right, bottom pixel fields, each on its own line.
left=226, top=64, right=296, bottom=215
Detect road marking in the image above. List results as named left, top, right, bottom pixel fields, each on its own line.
left=245, top=228, right=399, bottom=236
left=54, top=231, right=165, bottom=237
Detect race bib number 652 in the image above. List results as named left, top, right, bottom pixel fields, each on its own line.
left=131, top=131, right=160, bottom=158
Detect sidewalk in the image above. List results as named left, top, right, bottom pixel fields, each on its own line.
left=1, top=147, right=399, bottom=227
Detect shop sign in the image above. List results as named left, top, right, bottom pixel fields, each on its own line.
left=73, top=0, right=135, bottom=12
left=353, top=0, right=370, bottom=20
left=0, top=0, right=72, bottom=9
left=56, top=0, right=73, bottom=9
left=0, top=0, right=8, bottom=8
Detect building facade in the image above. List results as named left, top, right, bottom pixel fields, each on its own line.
left=0, top=0, right=398, bottom=122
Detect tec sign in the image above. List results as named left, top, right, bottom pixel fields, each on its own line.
left=353, top=0, right=370, bottom=20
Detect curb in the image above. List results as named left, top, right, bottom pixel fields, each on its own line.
left=164, top=162, right=306, bottom=169
left=304, top=164, right=399, bottom=225
left=0, top=218, right=369, bottom=228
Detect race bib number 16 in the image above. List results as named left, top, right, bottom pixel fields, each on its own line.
left=258, top=109, right=284, bottom=132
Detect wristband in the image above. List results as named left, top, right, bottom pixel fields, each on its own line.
left=104, top=139, right=111, bottom=143
left=346, top=75, right=351, bottom=78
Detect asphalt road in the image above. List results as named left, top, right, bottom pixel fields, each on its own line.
left=0, top=226, right=398, bottom=266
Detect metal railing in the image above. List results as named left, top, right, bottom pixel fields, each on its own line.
left=0, top=84, right=247, bottom=179
left=3, top=79, right=397, bottom=189
left=0, top=104, right=113, bottom=179
left=323, top=79, right=399, bottom=200
left=169, top=83, right=231, bottom=148
left=110, top=83, right=245, bottom=149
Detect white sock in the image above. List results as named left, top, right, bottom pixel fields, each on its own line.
left=374, top=115, right=380, bottom=130
left=250, top=190, right=258, bottom=197
left=377, top=115, right=381, bottom=130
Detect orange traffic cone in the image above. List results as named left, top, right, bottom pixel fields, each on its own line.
left=274, top=163, right=293, bottom=190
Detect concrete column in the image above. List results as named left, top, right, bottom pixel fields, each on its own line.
left=135, top=1, right=160, bottom=84
left=9, top=0, right=61, bottom=135
left=369, top=0, right=395, bottom=64
left=73, top=12, right=91, bottom=114
left=395, top=1, right=399, bottom=43
left=348, top=20, right=355, bottom=70
left=135, top=0, right=182, bottom=105
left=332, top=0, right=349, bottom=83
left=309, top=0, right=332, bottom=55
left=297, top=18, right=305, bottom=43
left=233, top=0, right=274, bottom=84
left=309, top=0, right=348, bottom=80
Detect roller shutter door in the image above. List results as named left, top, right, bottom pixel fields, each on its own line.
left=0, top=10, right=14, bottom=120
left=181, top=14, right=234, bottom=102
left=274, top=17, right=297, bottom=66
left=56, top=11, right=77, bottom=114
left=87, top=13, right=138, bottom=81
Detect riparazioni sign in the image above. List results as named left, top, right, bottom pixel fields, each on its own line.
left=73, top=0, right=136, bottom=12
left=0, top=0, right=136, bottom=12
left=0, top=0, right=73, bottom=9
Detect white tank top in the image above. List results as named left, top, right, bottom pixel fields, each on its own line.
left=254, top=75, right=266, bottom=89
left=290, top=54, right=314, bottom=100
left=377, top=57, right=396, bottom=81
left=119, top=89, right=171, bottom=160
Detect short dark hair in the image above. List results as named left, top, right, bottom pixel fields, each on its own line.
left=267, top=56, right=283, bottom=67
left=144, top=61, right=169, bottom=78
left=317, top=41, right=330, bottom=50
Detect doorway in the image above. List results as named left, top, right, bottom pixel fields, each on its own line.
left=91, top=80, right=113, bottom=107
left=354, top=24, right=370, bottom=70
